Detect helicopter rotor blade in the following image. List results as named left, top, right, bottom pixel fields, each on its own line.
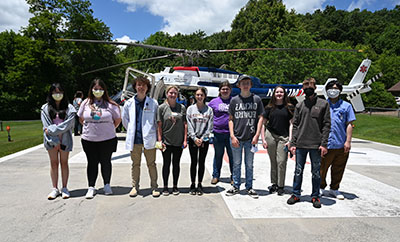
left=208, top=47, right=363, bottom=53
left=81, top=54, right=176, bottom=75
left=58, top=38, right=186, bottom=53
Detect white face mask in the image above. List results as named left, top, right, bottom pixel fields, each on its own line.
left=52, top=93, right=63, bottom=101
left=92, top=89, right=104, bottom=98
left=327, top=89, right=340, bottom=99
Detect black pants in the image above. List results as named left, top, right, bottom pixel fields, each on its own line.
left=188, top=139, right=209, bottom=184
left=162, top=145, right=183, bottom=188
left=81, top=137, right=117, bottom=187
left=74, top=115, right=82, bottom=135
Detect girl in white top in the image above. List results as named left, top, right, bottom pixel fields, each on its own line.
left=41, top=83, right=76, bottom=200
left=186, top=87, right=213, bottom=195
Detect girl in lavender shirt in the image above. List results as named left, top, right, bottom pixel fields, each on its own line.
left=41, top=83, right=76, bottom=200
left=78, top=79, right=121, bottom=199
left=208, top=81, right=234, bottom=185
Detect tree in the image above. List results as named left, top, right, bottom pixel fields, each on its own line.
left=376, top=52, right=400, bottom=90
left=227, top=0, right=299, bottom=73
left=0, top=0, right=119, bottom=119
left=0, top=31, right=48, bottom=119
left=362, top=82, right=397, bottom=108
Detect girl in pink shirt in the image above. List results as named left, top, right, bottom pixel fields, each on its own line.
left=77, top=79, right=121, bottom=199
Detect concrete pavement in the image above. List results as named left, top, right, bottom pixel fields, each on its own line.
left=0, top=134, right=399, bottom=242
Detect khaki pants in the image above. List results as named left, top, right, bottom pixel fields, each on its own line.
left=265, top=129, right=289, bottom=187
left=320, top=148, right=349, bottom=190
left=130, top=144, right=158, bottom=190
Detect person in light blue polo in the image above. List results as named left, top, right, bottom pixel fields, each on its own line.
left=320, top=79, right=356, bottom=200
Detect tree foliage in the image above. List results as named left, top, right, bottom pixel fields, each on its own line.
left=0, top=0, right=119, bottom=119
left=1, top=0, right=399, bottom=120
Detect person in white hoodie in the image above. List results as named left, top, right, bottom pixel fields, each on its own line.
left=122, top=77, right=160, bottom=198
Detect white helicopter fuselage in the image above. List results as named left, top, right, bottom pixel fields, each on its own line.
left=122, top=59, right=380, bottom=112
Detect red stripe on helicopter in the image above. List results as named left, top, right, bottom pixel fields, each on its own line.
left=173, top=66, right=199, bottom=71
left=296, top=89, right=304, bottom=96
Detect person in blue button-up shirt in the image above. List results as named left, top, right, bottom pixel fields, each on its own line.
left=320, top=79, right=356, bottom=200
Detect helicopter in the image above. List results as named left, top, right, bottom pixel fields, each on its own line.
left=58, top=38, right=380, bottom=111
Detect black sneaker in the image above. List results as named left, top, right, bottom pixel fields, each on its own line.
left=226, top=186, right=239, bottom=196
left=269, top=184, right=278, bottom=194
left=287, top=195, right=300, bottom=205
left=312, top=197, right=321, bottom=208
left=197, top=184, right=204, bottom=196
left=247, top=188, right=259, bottom=199
left=190, top=184, right=196, bottom=195
left=277, top=187, right=285, bottom=196
left=172, top=187, right=180, bottom=195
left=162, top=187, right=169, bottom=196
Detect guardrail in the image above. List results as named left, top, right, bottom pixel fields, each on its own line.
left=365, top=107, right=400, bottom=118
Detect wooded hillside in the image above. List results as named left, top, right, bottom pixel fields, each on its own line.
left=0, top=0, right=398, bottom=119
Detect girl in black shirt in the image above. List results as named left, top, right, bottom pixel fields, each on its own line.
left=261, top=86, right=294, bottom=195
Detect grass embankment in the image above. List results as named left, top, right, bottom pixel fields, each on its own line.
left=0, top=120, right=43, bottom=158
left=353, top=114, right=400, bottom=146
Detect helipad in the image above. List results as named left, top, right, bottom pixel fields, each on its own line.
left=68, top=137, right=400, bottom=219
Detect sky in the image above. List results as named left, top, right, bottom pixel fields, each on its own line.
left=1, top=0, right=399, bottom=43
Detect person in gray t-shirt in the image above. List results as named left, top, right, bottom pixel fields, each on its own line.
left=226, top=75, right=264, bottom=199
left=157, top=86, right=187, bottom=196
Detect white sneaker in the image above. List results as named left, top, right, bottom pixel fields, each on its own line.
left=85, top=187, right=96, bottom=199
left=330, top=189, right=345, bottom=200
left=61, top=187, right=70, bottom=199
left=320, top=188, right=327, bottom=196
left=104, top=184, right=113, bottom=195
left=47, top=188, right=60, bottom=200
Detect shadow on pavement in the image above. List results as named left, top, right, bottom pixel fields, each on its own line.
left=352, top=140, right=372, bottom=144
left=111, top=153, right=130, bottom=160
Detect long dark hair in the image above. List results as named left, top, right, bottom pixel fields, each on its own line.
left=87, top=78, right=117, bottom=106
left=47, top=83, right=69, bottom=120
left=266, top=86, right=293, bottom=114
left=195, top=87, right=207, bottom=104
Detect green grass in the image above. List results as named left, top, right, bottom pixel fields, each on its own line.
left=0, top=120, right=43, bottom=158
left=353, top=114, right=400, bottom=146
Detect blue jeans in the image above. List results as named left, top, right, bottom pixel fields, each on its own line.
left=231, top=139, right=254, bottom=190
left=212, top=132, right=233, bottom=179
left=292, top=148, right=321, bottom=198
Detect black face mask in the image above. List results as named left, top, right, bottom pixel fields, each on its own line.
left=304, top=87, right=315, bottom=97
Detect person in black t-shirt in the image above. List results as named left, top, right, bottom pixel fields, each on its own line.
left=261, top=86, right=294, bottom=196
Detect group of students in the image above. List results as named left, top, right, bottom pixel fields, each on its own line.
left=41, top=75, right=355, bottom=209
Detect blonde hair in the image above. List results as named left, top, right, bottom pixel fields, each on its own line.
left=164, top=85, right=179, bottom=103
